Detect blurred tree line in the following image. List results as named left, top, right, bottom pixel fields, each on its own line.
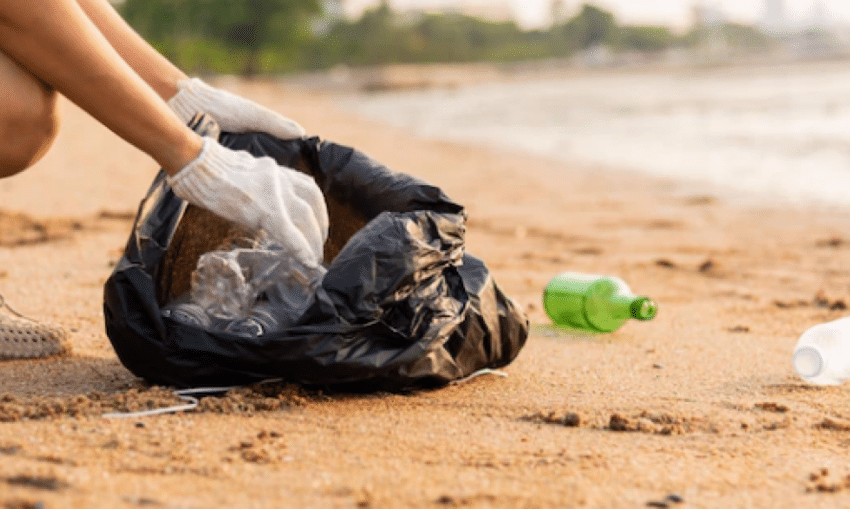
left=120, top=0, right=320, bottom=74
left=118, top=0, right=775, bottom=75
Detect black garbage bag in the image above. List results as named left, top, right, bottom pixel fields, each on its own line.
left=103, top=130, right=529, bottom=391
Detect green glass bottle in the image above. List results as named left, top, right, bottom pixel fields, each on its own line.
left=543, top=272, right=658, bottom=333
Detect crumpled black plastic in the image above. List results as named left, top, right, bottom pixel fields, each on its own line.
left=103, top=131, right=529, bottom=391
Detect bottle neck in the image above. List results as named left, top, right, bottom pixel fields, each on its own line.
left=611, top=295, right=658, bottom=321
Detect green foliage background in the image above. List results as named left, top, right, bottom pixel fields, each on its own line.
left=118, top=1, right=776, bottom=76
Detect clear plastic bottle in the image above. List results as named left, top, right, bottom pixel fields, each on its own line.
left=792, top=317, right=850, bottom=385
left=543, top=272, right=657, bottom=333
left=184, top=229, right=327, bottom=332
left=190, top=246, right=319, bottom=319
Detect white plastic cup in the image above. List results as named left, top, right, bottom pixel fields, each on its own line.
left=792, top=317, right=850, bottom=385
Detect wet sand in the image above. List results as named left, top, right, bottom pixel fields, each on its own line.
left=2, top=73, right=850, bottom=508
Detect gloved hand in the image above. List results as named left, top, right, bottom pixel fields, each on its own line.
left=168, top=138, right=329, bottom=267
left=167, top=78, right=306, bottom=140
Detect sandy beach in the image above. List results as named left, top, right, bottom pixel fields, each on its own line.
left=4, top=68, right=850, bottom=508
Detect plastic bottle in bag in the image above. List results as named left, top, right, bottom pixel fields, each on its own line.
left=188, top=237, right=327, bottom=333
left=543, top=272, right=657, bottom=333
left=189, top=245, right=309, bottom=317
left=792, top=317, right=850, bottom=385
left=219, top=263, right=326, bottom=337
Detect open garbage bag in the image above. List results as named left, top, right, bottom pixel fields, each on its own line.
left=103, top=129, right=528, bottom=391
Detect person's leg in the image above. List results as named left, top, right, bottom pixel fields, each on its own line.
left=0, top=50, right=60, bottom=178
left=0, top=50, right=68, bottom=361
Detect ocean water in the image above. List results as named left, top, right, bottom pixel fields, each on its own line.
left=338, top=61, right=850, bottom=209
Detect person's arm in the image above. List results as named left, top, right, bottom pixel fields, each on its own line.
left=74, top=0, right=186, bottom=101
left=74, top=0, right=306, bottom=139
left=0, top=0, right=201, bottom=175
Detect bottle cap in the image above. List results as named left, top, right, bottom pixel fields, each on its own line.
left=793, top=345, right=825, bottom=379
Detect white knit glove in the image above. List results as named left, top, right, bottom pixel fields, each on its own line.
left=168, top=138, right=329, bottom=267
left=167, top=78, right=306, bottom=139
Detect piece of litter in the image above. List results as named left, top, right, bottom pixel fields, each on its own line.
left=449, top=368, right=508, bottom=385
left=100, top=378, right=284, bottom=419
left=102, top=394, right=199, bottom=419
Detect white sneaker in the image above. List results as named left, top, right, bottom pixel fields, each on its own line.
left=0, top=293, right=70, bottom=360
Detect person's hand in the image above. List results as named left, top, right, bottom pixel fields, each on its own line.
left=167, top=138, right=329, bottom=266
left=167, top=78, right=306, bottom=139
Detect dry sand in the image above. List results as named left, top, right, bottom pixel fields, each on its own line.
left=3, top=72, right=850, bottom=508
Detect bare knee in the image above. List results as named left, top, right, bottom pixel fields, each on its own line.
left=0, top=53, right=61, bottom=179
left=0, top=95, right=60, bottom=178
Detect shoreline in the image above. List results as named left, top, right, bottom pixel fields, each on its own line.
left=282, top=54, right=850, bottom=94
left=311, top=60, right=850, bottom=215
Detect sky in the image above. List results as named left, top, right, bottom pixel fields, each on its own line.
left=342, top=0, right=850, bottom=30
